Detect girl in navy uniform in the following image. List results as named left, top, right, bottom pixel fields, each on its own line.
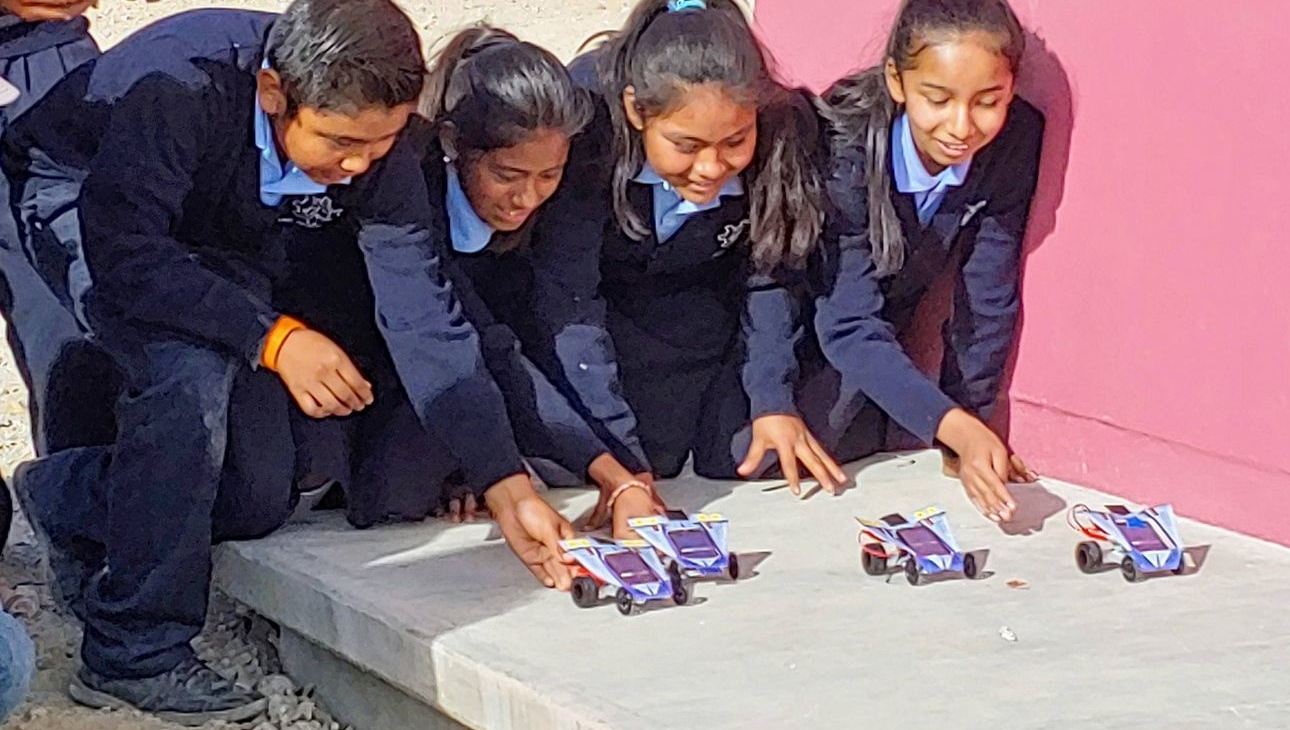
left=286, top=26, right=660, bottom=537
left=806, top=0, right=1044, bottom=522
left=529, top=0, right=847, bottom=523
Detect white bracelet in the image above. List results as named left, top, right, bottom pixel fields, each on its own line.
left=605, top=480, right=653, bottom=512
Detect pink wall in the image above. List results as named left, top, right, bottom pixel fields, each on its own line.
left=754, top=0, right=1290, bottom=545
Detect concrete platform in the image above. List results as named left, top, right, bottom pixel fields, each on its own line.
left=213, top=450, right=1290, bottom=729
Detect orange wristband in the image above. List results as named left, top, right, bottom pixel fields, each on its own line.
left=261, top=315, right=306, bottom=372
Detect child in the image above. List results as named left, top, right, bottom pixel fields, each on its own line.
left=808, top=0, right=1044, bottom=521
left=530, top=0, right=848, bottom=514
left=0, top=475, right=36, bottom=725
left=285, top=26, right=660, bottom=537
left=4, top=2, right=574, bottom=722
left=0, top=0, right=113, bottom=458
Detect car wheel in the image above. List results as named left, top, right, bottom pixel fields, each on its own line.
left=1076, top=541, right=1103, bottom=574
left=861, top=545, right=888, bottom=576
left=1120, top=556, right=1141, bottom=583
left=615, top=588, right=634, bottom=616
left=904, top=558, right=921, bottom=586
left=571, top=577, right=599, bottom=608
left=672, top=582, right=689, bottom=606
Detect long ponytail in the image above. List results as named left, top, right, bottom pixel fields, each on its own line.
left=819, top=69, right=903, bottom=274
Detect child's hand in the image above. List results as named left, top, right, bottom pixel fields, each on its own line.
left=936, top=408, right=1033, bottom=523
left=608, top=485, right=664, bottom=540
left=484, top=474, right=576, bottom=590
left=1, top=0, right=96, bottom=22
left=738, top=414, right=847, bottom=497
left=437, top=487, right=489, bottom=523
left=275, top=329, right=374, bottom=418
left=585, top=454, right=664, bottom=536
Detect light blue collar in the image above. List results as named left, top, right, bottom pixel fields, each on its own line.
left=632, top=163, right=744, bottom=242
left=446, top=165, right=495, bottom=254
left=253, top=62, right=351, bottom=207
left=632, top=163, right=745, bottom=198
left=890, top=113, right=971, bottom=196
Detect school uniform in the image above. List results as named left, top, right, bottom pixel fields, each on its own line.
left=800, top=98, right=1044, bottom=459
left=528, top=95, right=804, bottom=478
left=0, top=13, right=111, bottom=455
left=282, top=140, right=620, bottom=524
left=3, top=9, right=522, bottom=680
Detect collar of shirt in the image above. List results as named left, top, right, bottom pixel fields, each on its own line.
left=633, top=162, right=744, bottom=243
left=253, top=63, right=351, bottom=207
left=891, top=113, right=972, bottom=224
left=446, top=164, right=495, bottom=254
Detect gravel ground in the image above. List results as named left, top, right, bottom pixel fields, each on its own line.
left=1, top=1, right=640, bottom=728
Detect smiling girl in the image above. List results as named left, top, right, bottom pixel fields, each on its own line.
left=805, top=0, right=1045, bottom=522
left=528, top=0, right=847, bottom=533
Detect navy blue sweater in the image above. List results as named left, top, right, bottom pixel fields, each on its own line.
left=811, top=97, right=1045, bottom=443
left=527, top=91, right=812, bottom=473
left=2, top=9, right=524, bottom=492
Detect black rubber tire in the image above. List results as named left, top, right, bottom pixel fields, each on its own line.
left=861, top=546, right=888, bottom=576
left=615, top=588, right=634, bottom=616
left=571, top=577, right=599, bottom=608
left=667, top=561, right=683, bottom=587
left=904, top=559, right=921, bottom=586
left=1172, top=555, right=1187, bottom=576
left=963, top=552, right=979, bottom=580
left=1120, top=556, right=1141, bottom=583
left=672, top=582, right=689, bottom=606
left=726, top=553, right=740, bottom=581
left=1076, top=541, right=1103, bottom=574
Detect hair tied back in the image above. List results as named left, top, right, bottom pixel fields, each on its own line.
left=667, top=0, right=706, bottom=12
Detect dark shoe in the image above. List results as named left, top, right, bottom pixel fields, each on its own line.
left=12, top=460, right=99, bottom=620
left=0, top=474, right=11, bottom=558
left=69, top=657, right=266, bottom=726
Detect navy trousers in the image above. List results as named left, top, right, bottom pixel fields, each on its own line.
left=19, top=331, right=295, bottom=679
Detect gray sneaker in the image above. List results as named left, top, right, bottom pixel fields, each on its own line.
left=69, top=657, right=267, bottom=726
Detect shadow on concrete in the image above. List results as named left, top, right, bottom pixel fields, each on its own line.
left=998, top=481, right=1068, bottom=536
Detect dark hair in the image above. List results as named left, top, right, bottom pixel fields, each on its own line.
left=820, top=0, right=1024, bottom=276
left=267, top=0, right=426, bottom=115
left=596, top=0, right=823, bottom=273
left=424, top=25, right=593, bottom=158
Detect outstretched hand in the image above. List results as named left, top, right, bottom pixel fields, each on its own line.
left=485, top=474, right=576, bottom=590
left=738, top=414, right=847, bottom=497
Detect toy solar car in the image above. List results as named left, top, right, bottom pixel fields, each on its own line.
left=561, top=537, right=688, bottom=615
left=629, top=510, right=738, bottom=585
left=1068, top=503, right=1185, bottom=582
left=856, top=507, right=981, bottom=586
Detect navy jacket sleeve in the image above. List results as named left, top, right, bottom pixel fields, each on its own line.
left=939, top=102, right=1045, bottom=421
left=443, top=252, right=610, bottom=478
left=813, top=139, right=958, bottom=444
left=528, top=173, right=650, bottom=475
left=741, top=271, right=803, bottom=418
left=80, top=74, right=278, bottom=364
left=355, top=140, right=525, bottom=493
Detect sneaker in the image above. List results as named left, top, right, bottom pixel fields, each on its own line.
left=69, top=657, right=266, bottom=726
left=12, top=460, right=99, bottom=621
left=0, top=474, right=11, bottom=558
